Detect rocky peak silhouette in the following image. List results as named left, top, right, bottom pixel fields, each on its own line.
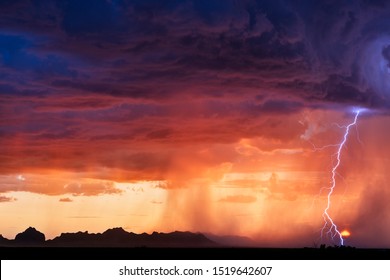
left=15, top=227, right=45, bottom=243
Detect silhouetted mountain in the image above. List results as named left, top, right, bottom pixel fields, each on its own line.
left=204, top=233, right=257, bottom=247
left=45, top=228, right=217, bottom=247
left=15, top=227, right=45, bottom=244
left=0, top=234, right=11, bottom=245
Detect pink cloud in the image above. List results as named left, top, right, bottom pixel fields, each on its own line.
left=59, top=197, right=73, bottom=202
left=0, top=196, right=17, bottom=203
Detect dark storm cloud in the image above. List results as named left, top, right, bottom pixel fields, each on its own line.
left=0, top=33, right=77, bottom=78
left=2, top=0, right=390, bottom=176
left=20, top=2, right=390, bottom=106
left=1, top=0, right=388, bottom=107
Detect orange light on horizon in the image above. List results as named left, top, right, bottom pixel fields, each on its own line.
left=341, top=230, right=351, bottom=237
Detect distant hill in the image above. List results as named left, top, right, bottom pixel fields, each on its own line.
left=15, top=227, right=45, bottom=244
left=204, top=233, right=257, bottom=247
left=1, top=227, right=218, bottom=247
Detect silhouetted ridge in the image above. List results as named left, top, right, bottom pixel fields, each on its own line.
left=101, top=227, right=136, bottom=241
left=45, top=228, right=217, bottom=247
left=149, top=231, right=214, bottom=246
left=15, top=227, right=45, bottom=244
left=204, top=233, right=257, bottom=247
left=103, top=227, right=129, bottom=236
left=0, top=234, right=11, bottom=245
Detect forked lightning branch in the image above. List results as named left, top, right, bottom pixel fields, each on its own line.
left=320, top=109, right=362, bottom=246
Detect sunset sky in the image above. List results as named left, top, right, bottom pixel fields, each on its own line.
left=1, top=0, right=390, bottom=248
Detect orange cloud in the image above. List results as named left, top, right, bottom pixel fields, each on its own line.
left=0, top=174, right=122, bottom=196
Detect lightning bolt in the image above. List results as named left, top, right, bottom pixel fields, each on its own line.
left=321, top=109, right=361, bottom=246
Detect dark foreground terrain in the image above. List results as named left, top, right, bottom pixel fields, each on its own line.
left=1, top=246, right=389, bottom=260
left=1, top=227, right=389, bottom=260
